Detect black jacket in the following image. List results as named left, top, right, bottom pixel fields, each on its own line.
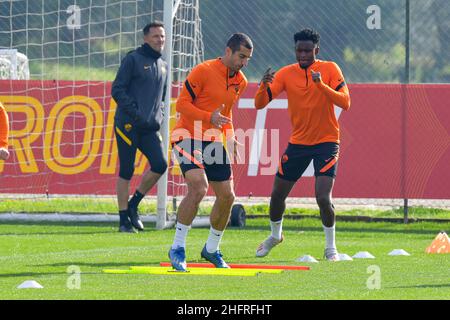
left=111, top=43, right=168, bottom=131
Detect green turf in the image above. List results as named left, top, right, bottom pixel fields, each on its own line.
left=1, top=198, right=450, bottom=219
left=0, top=218, right=448, bottom=300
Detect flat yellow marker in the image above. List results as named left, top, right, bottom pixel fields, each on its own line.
left=103, top=267, right=260, bottom=277
left=131, top=266, right=283, bottom=275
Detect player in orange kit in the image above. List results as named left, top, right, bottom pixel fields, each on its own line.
left=169, top=33, right=252, bottom=271
left=0, top=102, right=10, bottom=161
left=254, top=28, right=350, bottom=261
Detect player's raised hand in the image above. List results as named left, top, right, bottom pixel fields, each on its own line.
left=210, top=104, right=231, bottom=129
left=0, top=147, right=9, bottom=160
left=311, top=69, right=321, bottom=83
left=260, top=67, right=275, bottom=86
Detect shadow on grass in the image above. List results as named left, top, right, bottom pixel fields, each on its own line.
left=0, top=221, right=124, bottom=227
left=0, top=221, right=161, bottom=236
left=0, top=231, right=118, bottom=236
left=0, top=271, right=68, bottom=278
left=32, top=261, right=163, bottom=268
left=0, top=270, right=130, bottom=278
left=240, top=224, right=448, bottom=236
left=1, top=261, right=165, bottom=278
left=387, top=284, right=450, bottom=289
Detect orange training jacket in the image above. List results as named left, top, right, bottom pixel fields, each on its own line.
left=171, top=58, right=248, bottom=142
left=255, top=59, right=350, bottom=145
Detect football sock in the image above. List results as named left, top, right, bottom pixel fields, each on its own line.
left=172, top=222, right=191, bottom=249
left=128, top=190, right=144, bottom=208
left=205, top=227, right=224, bottom=253
left=270, top=219, right=283, bottom=240
left=119, top=209, right=129, bottom=224
left=323, top=224, right=336, bottom=250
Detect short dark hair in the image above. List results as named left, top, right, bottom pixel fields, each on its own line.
left=294, top=28, right=320, bottom=45
left=143, top=21, right=164, bottom=35
left=226, top=33, right=253, bottom=53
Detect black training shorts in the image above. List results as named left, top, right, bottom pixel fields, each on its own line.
left=276, top=142, right=339, bottom=181
left=115, top=118, right=167, bottom=180
left=172, top=139, right=232, bottom=182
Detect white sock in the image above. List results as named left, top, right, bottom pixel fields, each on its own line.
left=205, top=227, right=224, bottom=253
left=323, top=224, right=336, bottom=250
left=172, top=222, right=191, bottom=249
left=270, top=219, right=283, bottom=240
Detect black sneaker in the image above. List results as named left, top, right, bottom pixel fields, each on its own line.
left=128, top=206, right=144, bottom=231
left=119, top=211, right=137, bottom=233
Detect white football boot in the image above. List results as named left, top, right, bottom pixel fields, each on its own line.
left=256, top=235, right=284, bottom=257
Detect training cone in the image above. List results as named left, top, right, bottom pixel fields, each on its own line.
left=426, top=232, right=450, bottom=254
left=295, top=255, right=318, bottom=263
left=352, top=251, right=375, bottom=259
left=17, top=280, right=43, bottom=289
left=388, top=249, right=410, bottom=256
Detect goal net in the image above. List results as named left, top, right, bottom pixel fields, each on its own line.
left=0, top=0, right=203, bottom=228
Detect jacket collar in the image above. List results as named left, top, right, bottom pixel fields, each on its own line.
left=215, top=57, right=242, bottom=81
left=299, top=59, right=319, bottom=70
left=137, top=43, right=162, bottom=59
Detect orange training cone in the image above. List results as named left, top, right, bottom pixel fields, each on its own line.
left=426, top=232, right=450, bottom=254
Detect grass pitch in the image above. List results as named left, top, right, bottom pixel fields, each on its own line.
left=0, top=218, right=448, bottom=300
left=2, top=198, right=450, bottom=219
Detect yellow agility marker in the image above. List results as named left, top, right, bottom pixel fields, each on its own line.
left=131, top=266, right=283, bottom=275
left=102, top=267, right=261, bottom=277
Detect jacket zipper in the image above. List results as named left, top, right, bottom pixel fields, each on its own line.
left=226, top=68, right=229, bottom=90
left=226, top=69, right=243, bottom=91
left=304, top=67, right=309, bottom=87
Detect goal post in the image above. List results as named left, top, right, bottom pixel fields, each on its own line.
left=156, top=0, right=174, bottom=230
left=157, top=0, right=205, bottom=229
